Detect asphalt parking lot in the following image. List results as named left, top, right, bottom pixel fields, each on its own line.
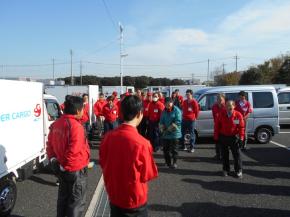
left=11, top=125, right=290, bottom=217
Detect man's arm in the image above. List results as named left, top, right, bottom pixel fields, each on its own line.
left=140, top=143, right=158, bottom=183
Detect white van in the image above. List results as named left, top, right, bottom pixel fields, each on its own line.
left=0, top=79, right=61, bottom=216
left=277, top=87, right=290, bottom=125
left=194, top=85, right=280, bottom=144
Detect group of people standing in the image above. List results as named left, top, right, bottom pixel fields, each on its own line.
left=93, top=89, right=200, bottom=169
left=46, top=88, right=252, bottom=217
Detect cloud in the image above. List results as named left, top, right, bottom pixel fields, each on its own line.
left=123, top=0, right=290, bottom=78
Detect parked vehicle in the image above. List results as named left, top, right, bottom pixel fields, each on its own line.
left=194, top=85, right=280, bottom=144
left=45, top=85, right=99, bottom=126
left=102, top=86, right=134, bottom=98
left=169, top=85, right=206, bottom=97
left=0, top=79, right=61, bottom=216
left=277, top=87, right=290, bottom=125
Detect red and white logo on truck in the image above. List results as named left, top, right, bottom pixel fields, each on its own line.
left=34, top=104, right=42, bottom=117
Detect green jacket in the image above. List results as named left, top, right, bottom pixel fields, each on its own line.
left=160, top=106, right=182, bottom=139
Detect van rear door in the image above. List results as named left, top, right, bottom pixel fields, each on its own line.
left=278, top=91, right=290, bottom=124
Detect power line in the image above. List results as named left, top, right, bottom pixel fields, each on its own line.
left=101, top=0, right=118, bottom=31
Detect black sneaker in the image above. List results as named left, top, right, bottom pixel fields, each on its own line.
left=171, top=163, right=177, bottom=169
left=222, top=171, right=229, bottom=177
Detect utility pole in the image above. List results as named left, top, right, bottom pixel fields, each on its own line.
left=52, top=58, right=55, bottom=81
left=207, top=59, right=210, bottom=83
left=80, top=60, right=83, bottom=85
left=234, top=54, right=239, bottom=72
left=191, top=73, right=194, bottom=84
left=222, top=63, right=226, bottom=74
left=70, top=49, right=73, bottom=85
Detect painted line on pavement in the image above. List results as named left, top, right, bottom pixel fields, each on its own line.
left=279, top=132, right=290, bottom=134
left=85, top=175, right=104, bottom=217
left=270, top=141, right=290, bottom=150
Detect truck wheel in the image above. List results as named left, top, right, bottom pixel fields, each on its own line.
left=0, top=178, right=17, bottom=216
left=255, top=128, right=272, bottom=144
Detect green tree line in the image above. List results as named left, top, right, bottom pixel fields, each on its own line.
left=61, top=76, right=185, bottom=88
left=214, top=53, right=290, bottom=86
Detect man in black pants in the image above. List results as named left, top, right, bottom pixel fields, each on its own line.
left=47, top=96, right=90, bottom=217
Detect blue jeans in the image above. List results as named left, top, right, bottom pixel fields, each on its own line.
left=181, top=120, right=196, bottom=150
left=104, top=120, right=118, bottom=134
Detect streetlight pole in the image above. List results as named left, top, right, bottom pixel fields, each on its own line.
left=119, top=22, right=124, bottom=94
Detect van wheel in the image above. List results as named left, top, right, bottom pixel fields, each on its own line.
left=255, top=128, right=272, bottom=144
left=0, top=178, right=17, bottom=216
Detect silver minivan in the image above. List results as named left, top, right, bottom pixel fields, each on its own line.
left=277, top=87, right=290, bottom=125
left=193, top=85, right=280, bottom=144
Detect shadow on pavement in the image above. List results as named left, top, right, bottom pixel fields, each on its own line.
left=182, top=178, right=290, bottom=196
left=29, top=175, right=57, bottom=187
left=157, top=167, right=221, bottom=177
left=244, top=168, right=290, bottom=179
left=242, top=147, right=290, bottom=167
left=149, top=202, right=290, bottom=217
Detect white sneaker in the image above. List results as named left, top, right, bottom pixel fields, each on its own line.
left=183, top=147, right=188, bottom=151
left=190, top=149, right=195, bottom=153
left=236, top=171, right=243, bottom=178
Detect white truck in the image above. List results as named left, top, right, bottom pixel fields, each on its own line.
left=0, top=79, right=61, bottom=216
left=44, top=85, right=99, bottom=126
left=102, top=86, right=135, bottom=98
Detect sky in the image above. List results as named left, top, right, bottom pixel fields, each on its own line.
left=1, top=0, right=290, bottom=81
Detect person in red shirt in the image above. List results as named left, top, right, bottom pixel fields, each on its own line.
left=138, top=92, right=152, bottom=137
left=102, top=96, right=118, bottom=134
left=214, top=100, right=245, bottom=178
left=148, top=92, right=165, bottom=152
left=181, top=89, right=199, bottom=152
left=212, top=93, right=226, bottom=160
left=46, top=96, right=90, bottom=217
left=80, top=93, right=90, bottom=135
left=100, top=95, right=158, bottom=217
left=93, top=93, right=106, bottom=136
left=235, top=91, right=253, bottom=150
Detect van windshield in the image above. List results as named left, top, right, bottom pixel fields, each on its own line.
left=193, top=93, right=201, bottom=100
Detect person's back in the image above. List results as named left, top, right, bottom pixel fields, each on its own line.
left=100, top=124, right=156, bottom=208
left=100, top=95, right=158, bottom=216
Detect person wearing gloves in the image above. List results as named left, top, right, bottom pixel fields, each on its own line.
left=214, top=100, right=245, bottom=178
left=159, top=97, right=182, bottom=169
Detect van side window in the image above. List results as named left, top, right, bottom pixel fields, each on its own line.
left=278, top=92, right=290, bottom=104
left=225, top=92, right=248, bottom=102
left=198, top=94, right=217, bottom=111
left=45, top=99, right=61, bottom=120
left=253, top=92, right=274, bottom=108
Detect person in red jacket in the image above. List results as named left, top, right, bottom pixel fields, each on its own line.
left=100, top=95, right=158, bottom=217
left=112, top=91, right=119, bottom=105
left=175, top=89, right=184, bottom=107
left=235, top=91, right=253, bottom=150
left=93, top=93, right=106, bottom=135
left=212, top=93, right=226, bottom=160
left=148, top=92, right=165, bottom=152
left=181, top=89, right=199, bottom=152
left=214, top=100, right=245, bottom=178
left=102, top=96, right=118, bottom=134
left=158, top=91, right=165, bottom=104
left=80, top=93, right=90, bottom=134
left=138, top=92, right=152, bottom=137
left=46, top=96, right=90, bottom=217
